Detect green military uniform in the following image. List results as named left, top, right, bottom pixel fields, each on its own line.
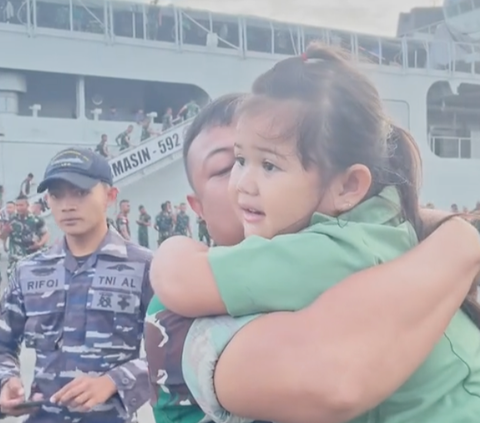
left=185, top=102, right=200, bottom=120
left=174, top=212, right=189, bottom=236
left=115, top=131, right=130, bottom=151
left=115, top=214, right=130, bottom=240
left=162, top=113, right=173, bottom=131
left=197, top=217, right=210, bottom=245
left=145, top=296, right=206, bottom=423
left=138, top=212, right=151, bottom=248
left=155, top=212, right=173, bottom=246
left=7, top=213, right=47, bottom=277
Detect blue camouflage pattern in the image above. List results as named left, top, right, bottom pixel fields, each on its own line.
left=0, top=228, right=153, bottom=422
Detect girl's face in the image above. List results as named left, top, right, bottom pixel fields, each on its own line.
left=229, top=109, right=329, bottom=239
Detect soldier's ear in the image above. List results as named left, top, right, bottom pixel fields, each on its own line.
left=187, top=193, right=204, bottom=219
left=106, top=186, right=119, bottom=205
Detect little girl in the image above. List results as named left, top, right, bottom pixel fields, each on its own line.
left=151, top=44, right=480, bottom=423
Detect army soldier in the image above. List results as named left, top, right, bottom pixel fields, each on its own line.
left=0, top=148, right=153, bottom=422
left=154, top=202, right=173, bottom=246
left=136, top=205, right=151, bottom=248
left=173, top=203, right=191, bottom=237
left=116, top=199, right=131, bottom=241
left=197, top=216, right=211, bottom=246
left=2, top=194, right=49, bottom=278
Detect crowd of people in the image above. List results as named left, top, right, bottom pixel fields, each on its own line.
left=1, top=44, right=480, bottom=423
left=108, top=198, right=211, bottom=249
left=95, top=100, right=200, bottom=157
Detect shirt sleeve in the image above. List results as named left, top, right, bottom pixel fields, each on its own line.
left=182, top=314, right=259, bottom=423
left=36, top=217, right=47, bottom=236
left=208, top=228, right=375, bottom=317
left=0, top=265, right=25, bottom=386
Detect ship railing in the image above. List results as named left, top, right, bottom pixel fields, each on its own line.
left=429, top=135, right=473, bottom=159
left=399, top=19, right=446, bottom=38
left=0, top=116, right=193, bottom=218
left=4, top=2, right=480, bottom=76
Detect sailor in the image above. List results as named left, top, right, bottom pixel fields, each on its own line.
left=0, top=147, right=153, bottom=422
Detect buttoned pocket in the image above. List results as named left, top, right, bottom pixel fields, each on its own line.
left=20, top=265, right=65, bottom=351
left=84, top=260, right=144, bottom=357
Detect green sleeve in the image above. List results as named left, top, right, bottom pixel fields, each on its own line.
left=208, top=228, right=375, bottom=317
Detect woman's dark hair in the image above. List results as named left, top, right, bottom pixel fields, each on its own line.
left=241, top=42, right=480, bottom=328
left=161, top=202, right=168, bottom=212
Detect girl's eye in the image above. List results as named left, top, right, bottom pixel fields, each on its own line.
left=263, top=161, right=276, bottom=171
left=235, top=156, right=245, bottom=166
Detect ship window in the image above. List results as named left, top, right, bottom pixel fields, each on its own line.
left=427, top=81, right=480, bottom=160
left=112, top=1, right=144, bottom=40
left=211, top=13, right=239, bottom=49
left=70, top=0, right=105, bottom=35
left=272, top=23, right=298, bottom=55
left=151, top=6, right=175, bottom=43
left=36, top=1, right=70, bottom=30
left=179, top=10, right=210, bottom=47
left=358, top=36, right=383, bottom=65
left=430, top=137, right=471, bottom=158
left=245, top=18, right=272, bottom=54
left=303, top=26, right=327, bottom=48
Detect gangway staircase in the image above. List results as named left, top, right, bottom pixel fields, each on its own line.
left=28, top=118, right=192, bottom=219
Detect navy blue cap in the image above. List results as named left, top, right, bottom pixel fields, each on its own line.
left=37, top=148, right=113, bottom=193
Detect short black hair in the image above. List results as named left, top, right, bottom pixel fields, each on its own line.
left=183, top=93, right=244, bottom=188
left=16, top=194, right=28, bottom=201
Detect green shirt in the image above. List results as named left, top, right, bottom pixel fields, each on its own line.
left=183, top=186, right=480, bottom=423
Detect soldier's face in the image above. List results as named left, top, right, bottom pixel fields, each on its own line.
left=186, top=125, right=244, bottom=246
left=47, top=181, right=116, bottom=236
left=6, top=203, right=15, bottom=215
left=15, top=199, right=29, bottom=215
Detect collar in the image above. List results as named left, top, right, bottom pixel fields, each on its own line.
left=36, top=227, right=128, bottom=262
left=310, top=186, right=403, bottom=226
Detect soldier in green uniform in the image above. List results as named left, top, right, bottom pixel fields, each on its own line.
left=154, top=203, right=173, bottom=246
left=177, top=100, right=200, bottom=121
left=115, top=125, right=133, bottom=151
left=173, top=203, right=191, bottom=237
left=197, top=216, right=210, bottom=246
left=136, top=205, right=151, bottom=248
left=162, top=108, right=173, bottom=132
left=3, top=194, right=49, bottom=277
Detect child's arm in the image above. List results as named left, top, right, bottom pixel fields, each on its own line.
left=151, top=225, right=374, bottom=318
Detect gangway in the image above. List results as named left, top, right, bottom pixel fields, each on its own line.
left=24, top=119, right=192, bottom=219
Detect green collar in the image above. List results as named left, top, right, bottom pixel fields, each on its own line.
left=310, top=186, right=403, bottom=226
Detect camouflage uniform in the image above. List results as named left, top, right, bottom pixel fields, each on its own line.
left=0, top=227, right=153, bottom=423
left=144, top=296, right=202, bottom=423
left=145, top=295, right=258, bottom=423
left=174, top=212, right=190, bottom=236
left=7, top=213, right=47, bottom=277
left=197, top=217, right=210, bottom=245
left=116, top=214, right=131, bottom=240
left=155, top=212, right=173, bottom=245
left=137, top=213, right=151, bottom=249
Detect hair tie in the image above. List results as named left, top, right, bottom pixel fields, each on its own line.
left=300, top=52, right=308, bottom=61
